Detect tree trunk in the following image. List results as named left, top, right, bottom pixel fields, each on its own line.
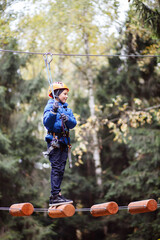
left=83, top=31, right=102, bottom=186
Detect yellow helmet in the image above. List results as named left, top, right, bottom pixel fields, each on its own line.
left=48, top=82, right=69, bottom=98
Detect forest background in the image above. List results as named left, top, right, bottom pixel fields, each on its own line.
left=0, top=0, right=160, bottom=239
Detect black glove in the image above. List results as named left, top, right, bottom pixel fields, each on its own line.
left=61, top=113, right=68, bottom=122
left=53, top=101, right=59, bottom=112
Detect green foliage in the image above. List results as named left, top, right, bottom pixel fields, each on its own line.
left=0, top=130, right=11, bottom=154
left=0, top=33, right=49, bottom=239
left=94, top=10, right=160, bottom=239
left=132, top=0, right=160, bottom=39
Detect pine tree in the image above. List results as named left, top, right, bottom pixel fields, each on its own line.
left=0, top=35, right=54, bottom=240
left=131, top=0, right=160, bottom=38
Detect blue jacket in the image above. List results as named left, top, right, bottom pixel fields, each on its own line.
left=43, top=99, right=77, bottom=145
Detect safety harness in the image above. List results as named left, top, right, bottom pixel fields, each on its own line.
left=43, top=53, right=72, bottom=168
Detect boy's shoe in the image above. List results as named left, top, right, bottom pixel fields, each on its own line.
left=49, top=194, right=73, bottom=207
left=60, top=195, right=73, bottom=203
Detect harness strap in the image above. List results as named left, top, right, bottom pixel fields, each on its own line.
left=48, top=131, right=67, bottom=138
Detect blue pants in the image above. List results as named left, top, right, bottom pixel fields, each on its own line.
left=49, top=146, right=68, bottom=196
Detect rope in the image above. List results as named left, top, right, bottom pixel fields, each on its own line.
left=34, top=208, right=62, bottom=212
left=0, top=207, right=13, bottom=211
left=76, top=208, right=95, bottom=212
left=43, top=53, right=55, bottom=101
left=0, top=49, right=160, bottom=58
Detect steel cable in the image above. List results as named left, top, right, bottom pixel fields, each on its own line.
left=0, top=204, right=159, bottom=213
left=0, top=49, right=160, bottom=58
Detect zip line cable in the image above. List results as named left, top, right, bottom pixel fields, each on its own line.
left=0, top=49, right=160, bottom=58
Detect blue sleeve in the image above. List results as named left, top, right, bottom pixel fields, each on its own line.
left=43, top=100, right=57, bottom=130
left=65, top=109, right=77, bottom=129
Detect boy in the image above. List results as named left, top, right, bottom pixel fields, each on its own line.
left=43, top=82, right=77, bottom=206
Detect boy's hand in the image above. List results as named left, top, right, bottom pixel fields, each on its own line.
left=61, top=113, right=68, bottom=122
left=53, top=102, right=59, bottom=112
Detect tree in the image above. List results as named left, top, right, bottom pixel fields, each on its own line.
left=130, top=0, right=160, bottom=39
left=93, top=10, right=160, bottom=239
left=0, top=5, right=53, bottom=238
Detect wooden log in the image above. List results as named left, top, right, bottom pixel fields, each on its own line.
left=48, top=204, right=75, bottom=218
left=9, top=203, right=34, bottom=216
left=90, top=202, right=119, bottom=217
left=128, top=199, right=157, bottom=214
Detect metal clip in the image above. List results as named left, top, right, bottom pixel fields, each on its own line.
left=43, top=52, right=53, bottom=64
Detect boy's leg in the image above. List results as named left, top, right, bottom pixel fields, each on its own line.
left=49, top=147, right=68, bottom=196
left=49, top=146, right=73, bottom=205
left=58, top=146, right=68, bottom=189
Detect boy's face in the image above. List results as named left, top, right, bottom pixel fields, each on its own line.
left=58, top=89, right=68, bottom=103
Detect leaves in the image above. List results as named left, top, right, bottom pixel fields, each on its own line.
left=132, top=0, right=160, bottom=38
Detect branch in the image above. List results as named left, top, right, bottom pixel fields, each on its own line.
left=144, top=104, right=160, bottom=111
left=132, top=0, right=160, bottom=38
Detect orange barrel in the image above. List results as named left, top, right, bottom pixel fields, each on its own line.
left=9, top=203, right=34, bottom=216
left=128, top=199, right=157, bottom=214
left=90, top=202, right=119, bottom=217
left=48, top=204, right=75, bottom=218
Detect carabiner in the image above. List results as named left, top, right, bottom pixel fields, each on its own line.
left=43, top=52, right=53, bottom=64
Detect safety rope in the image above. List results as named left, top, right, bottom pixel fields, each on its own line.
left=43, top=53, right=55, bottom=101
left=0, top=49, right=160, bottom=58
